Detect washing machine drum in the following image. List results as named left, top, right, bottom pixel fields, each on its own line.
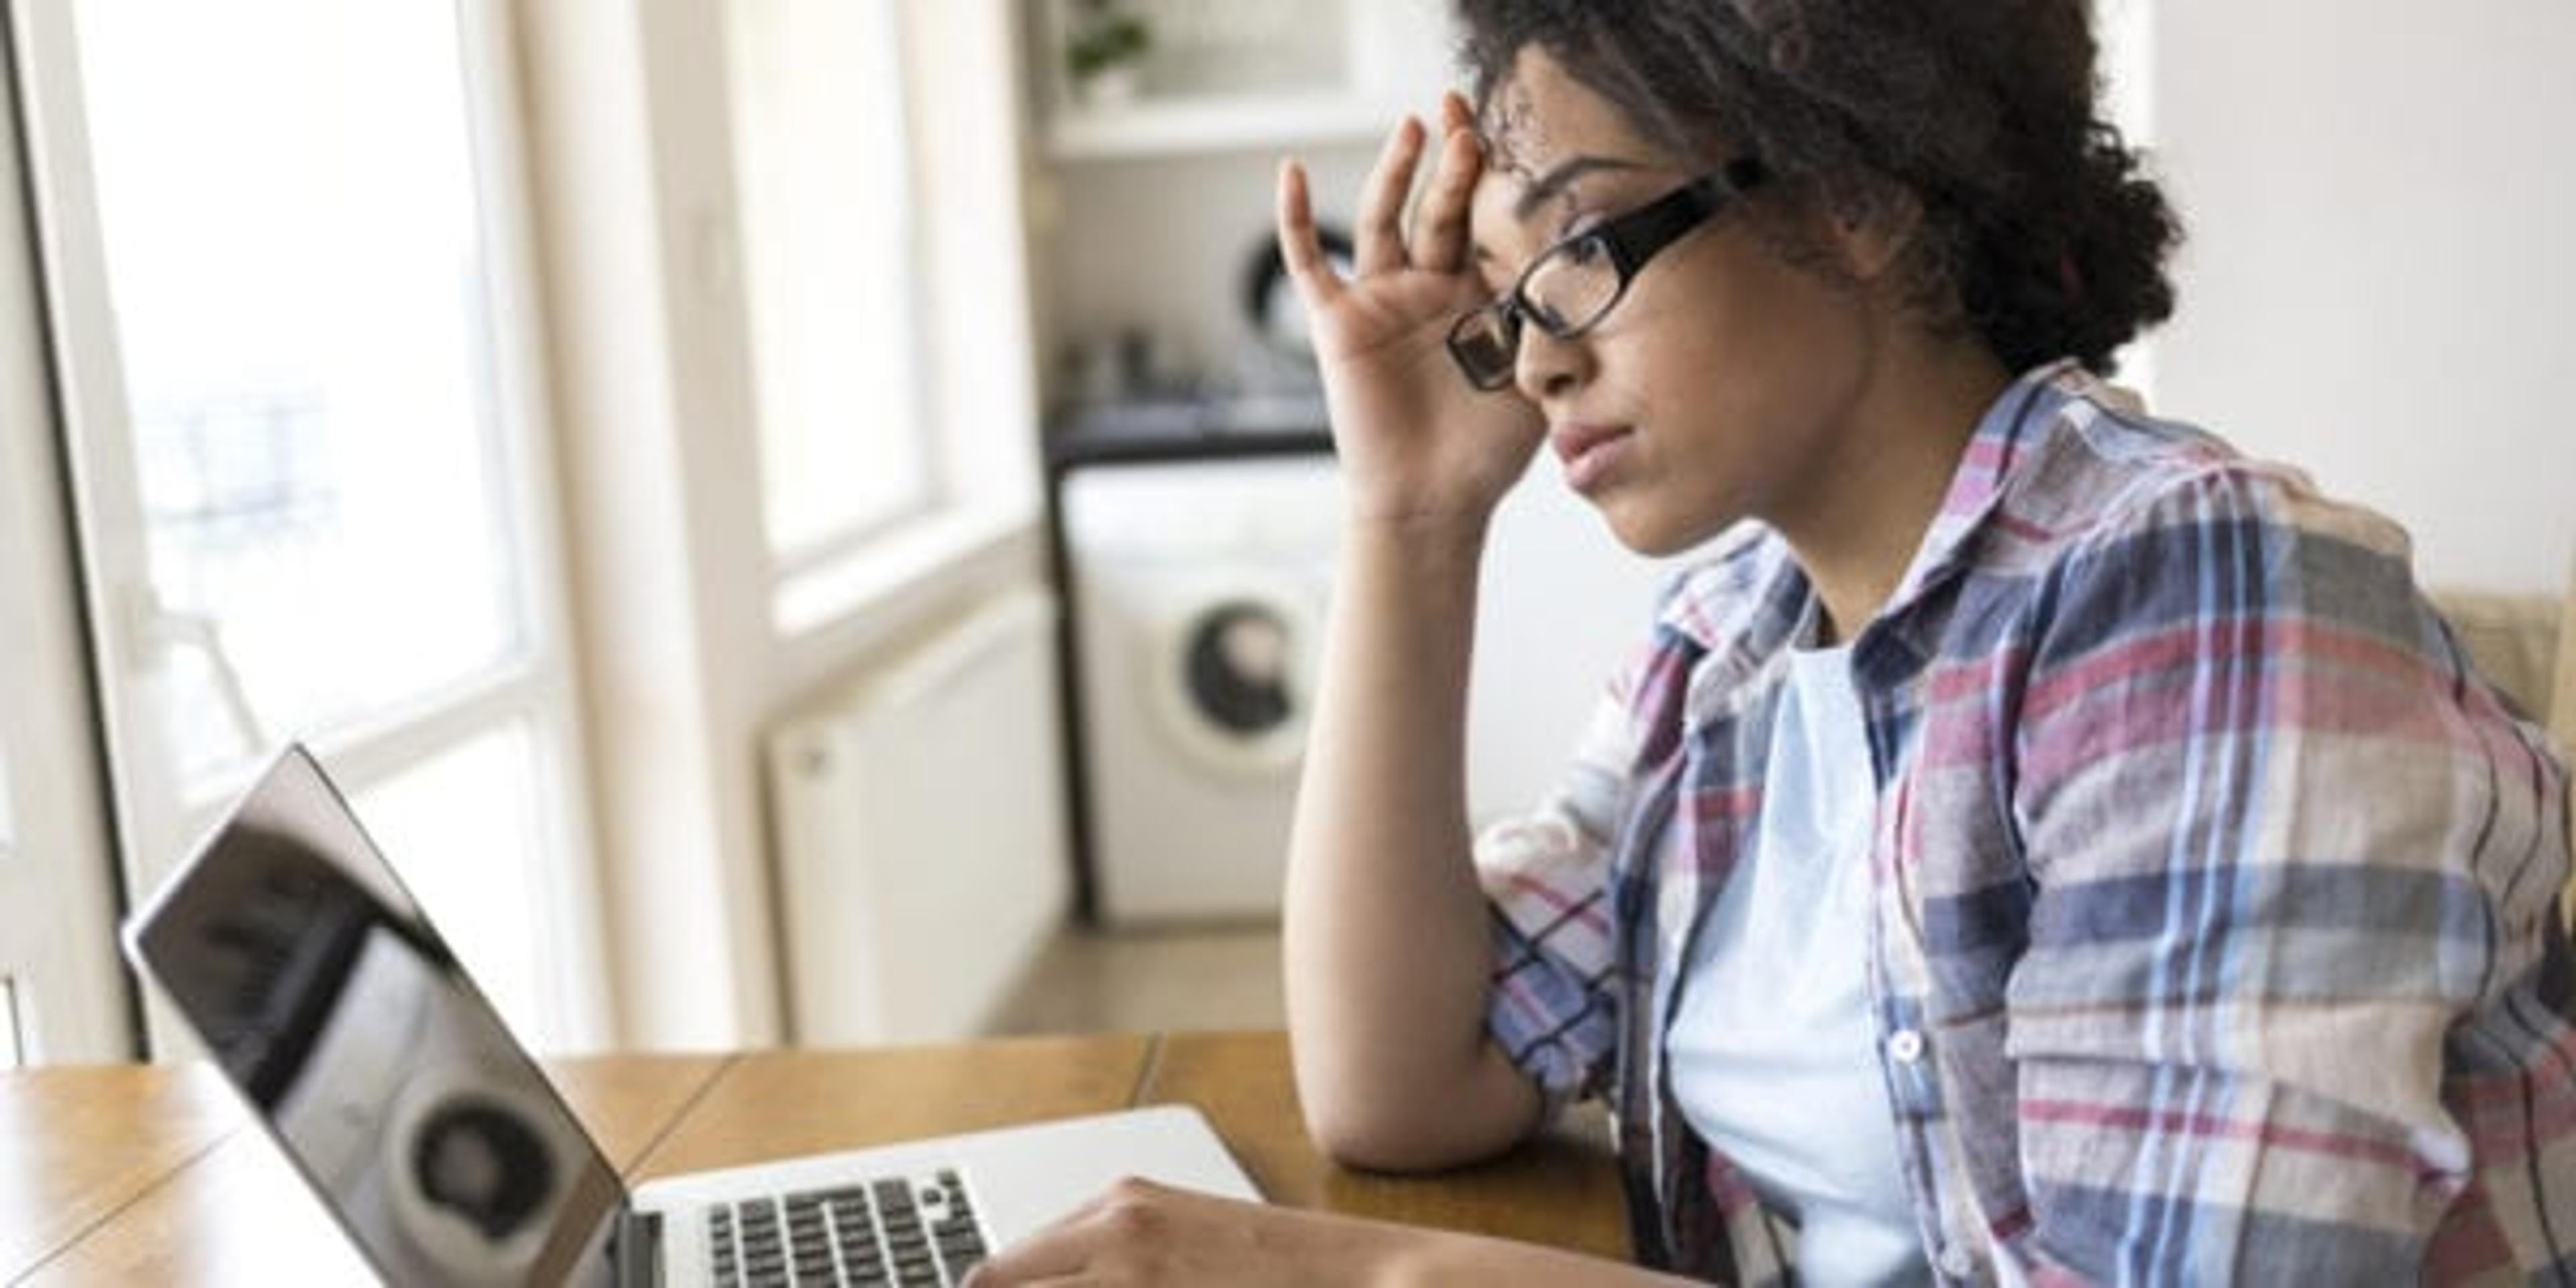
left=1152, top=591, right=1313, bottom=775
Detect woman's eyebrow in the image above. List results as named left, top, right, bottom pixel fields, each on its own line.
left=1510, top=156, right=1647, bottom=220
left=1462, top=155, right=1650, bottom=270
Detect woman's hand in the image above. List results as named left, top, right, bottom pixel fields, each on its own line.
left=961, top=1179, right=1413, bottom=1286
left=963, top=1176, right=1707, bottom=1287
left=1279, top=94, right=1546, bottom=531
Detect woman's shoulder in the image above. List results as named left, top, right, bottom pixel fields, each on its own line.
left=1981, top=374, right=2452, bottom=676
left=1999, top=370, right=2416, bottom=575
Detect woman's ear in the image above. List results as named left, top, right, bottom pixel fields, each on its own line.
left=1829, top=185, right=1923, bottom=283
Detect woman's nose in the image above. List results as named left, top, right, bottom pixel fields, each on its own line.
left=1512, top=324, right=1589, bottom=404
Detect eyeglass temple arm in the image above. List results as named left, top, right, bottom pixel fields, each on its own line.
left=1603, top=157, right=1770, bottom=276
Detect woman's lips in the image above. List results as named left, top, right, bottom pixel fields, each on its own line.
left=1552, top=423, right=1635, bottom=493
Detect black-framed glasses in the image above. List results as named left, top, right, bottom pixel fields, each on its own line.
left=1446, top=156, right=1769, bottom=392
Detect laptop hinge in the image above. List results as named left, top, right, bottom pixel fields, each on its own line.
left=614, top=1207, right=664, bottom=1288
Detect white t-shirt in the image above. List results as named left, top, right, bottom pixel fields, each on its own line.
left=1665, top=639, right=1932, bottom=1287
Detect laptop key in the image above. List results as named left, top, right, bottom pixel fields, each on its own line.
left=742, top=1203, right=785, bottom=1253
left=700, top=1171, right=990, bottom=1288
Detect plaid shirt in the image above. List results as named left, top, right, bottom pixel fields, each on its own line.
left=1477, top=361, right=2576, bottom=1284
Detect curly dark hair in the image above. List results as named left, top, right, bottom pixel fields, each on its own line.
left=1456, top=0, right=2180, bottom=375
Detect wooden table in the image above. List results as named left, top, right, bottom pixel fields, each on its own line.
left=0, top=1030, right=1627, bottom=1284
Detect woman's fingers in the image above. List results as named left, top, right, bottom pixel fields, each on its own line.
left=1291, top=97, right=1485, bottom=291
left=1274, top=158, right=1344, bottom=314
left=1440, top=88, right=1474, bottom=136
left=1409, top=101, right=1484, bottom=275
left=1352, top=115, right=1426, bottom=276
left=965, top=1179, right=1212, bottom=1287
left=961, top=1187, right=1113, bottom=1285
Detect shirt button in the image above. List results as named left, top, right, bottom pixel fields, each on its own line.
left=1886, top=1028, right=1927, bottom=1064
left=1937, top=1240, right=1977, bottom=1279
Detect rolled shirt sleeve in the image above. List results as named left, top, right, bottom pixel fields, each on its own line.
left=1476, top=635, right=1664, bottom=1123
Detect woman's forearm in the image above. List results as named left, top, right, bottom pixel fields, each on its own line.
left=1284, top=517, right=1539, bottom=1169
left=1382, top=1228, right=1705, bottom=1288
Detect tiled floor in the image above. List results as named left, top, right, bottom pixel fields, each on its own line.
left=983, top=924, right=1285, bottom=1036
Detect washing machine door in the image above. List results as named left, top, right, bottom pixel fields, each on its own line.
left=1148, top=584, right=1316, bottom=776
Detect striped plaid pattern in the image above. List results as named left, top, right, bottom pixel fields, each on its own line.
left=1476, top=362, right=2576, bottom=1284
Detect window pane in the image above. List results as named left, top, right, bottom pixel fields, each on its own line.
left=73, top=1, right=526, bottom=787
left=729, top=0, right=931, bottom=556
left=349, top=724, right=555, bottom=1050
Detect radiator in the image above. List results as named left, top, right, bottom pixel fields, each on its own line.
left=765, top=586, right=1071, bottom=1045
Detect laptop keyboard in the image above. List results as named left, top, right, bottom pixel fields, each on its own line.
left=706, top=1170, right=988, bottom=1287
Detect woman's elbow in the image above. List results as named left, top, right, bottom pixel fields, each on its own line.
left=1297, top=1068, right=1538, bottom=1173
left=1302, top=1100, right=1476, bottom=1173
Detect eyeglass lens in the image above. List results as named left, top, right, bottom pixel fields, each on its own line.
left=1447, top=308, right=1519, bottom=390
left=1448, top=234, right=1624, bottom=389
left=1521, top=238, right=1623, bottom=335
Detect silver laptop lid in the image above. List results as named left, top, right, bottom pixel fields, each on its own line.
left=125, top=745, right=625, bottom=1287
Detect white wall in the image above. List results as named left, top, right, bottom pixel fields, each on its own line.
left=2149, top=1, right=2576, bottom=594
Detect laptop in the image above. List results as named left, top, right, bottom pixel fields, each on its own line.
left=123, top=745, right=1260, bottom=1287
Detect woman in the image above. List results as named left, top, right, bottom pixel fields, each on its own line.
left=971, top=1, right=2576, bottom=1282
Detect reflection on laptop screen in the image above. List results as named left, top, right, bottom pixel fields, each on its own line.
left=127, top=747, right=623, bottom=1287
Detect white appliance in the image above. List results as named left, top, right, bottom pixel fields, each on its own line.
left=1060, top=449, right=1690, bottom=926
left=1061, top=453, right=1341, bottom=924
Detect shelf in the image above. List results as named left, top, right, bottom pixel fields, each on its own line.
left=1044, top=91, right=1402, bottom=160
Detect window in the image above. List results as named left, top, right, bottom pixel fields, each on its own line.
left=352, top=723, right=557, bottom=1036
left=726, top=0, right=935, bottom=570
left=23, top=0, right=604, bottom=1051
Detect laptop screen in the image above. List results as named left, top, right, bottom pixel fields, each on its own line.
left=126, top=746, right=625, bottom=1286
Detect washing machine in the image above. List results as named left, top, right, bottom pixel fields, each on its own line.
left=1059, top=449, right=1342, bottom=925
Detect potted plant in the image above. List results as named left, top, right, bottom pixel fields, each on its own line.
left=1064, top=0, right=1153, bottom=107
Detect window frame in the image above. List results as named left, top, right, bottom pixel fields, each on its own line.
left=0, top=3, right=129, bottom=1065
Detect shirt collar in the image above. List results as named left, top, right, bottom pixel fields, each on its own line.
left=1875, top=358, right=2089, bottom=623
